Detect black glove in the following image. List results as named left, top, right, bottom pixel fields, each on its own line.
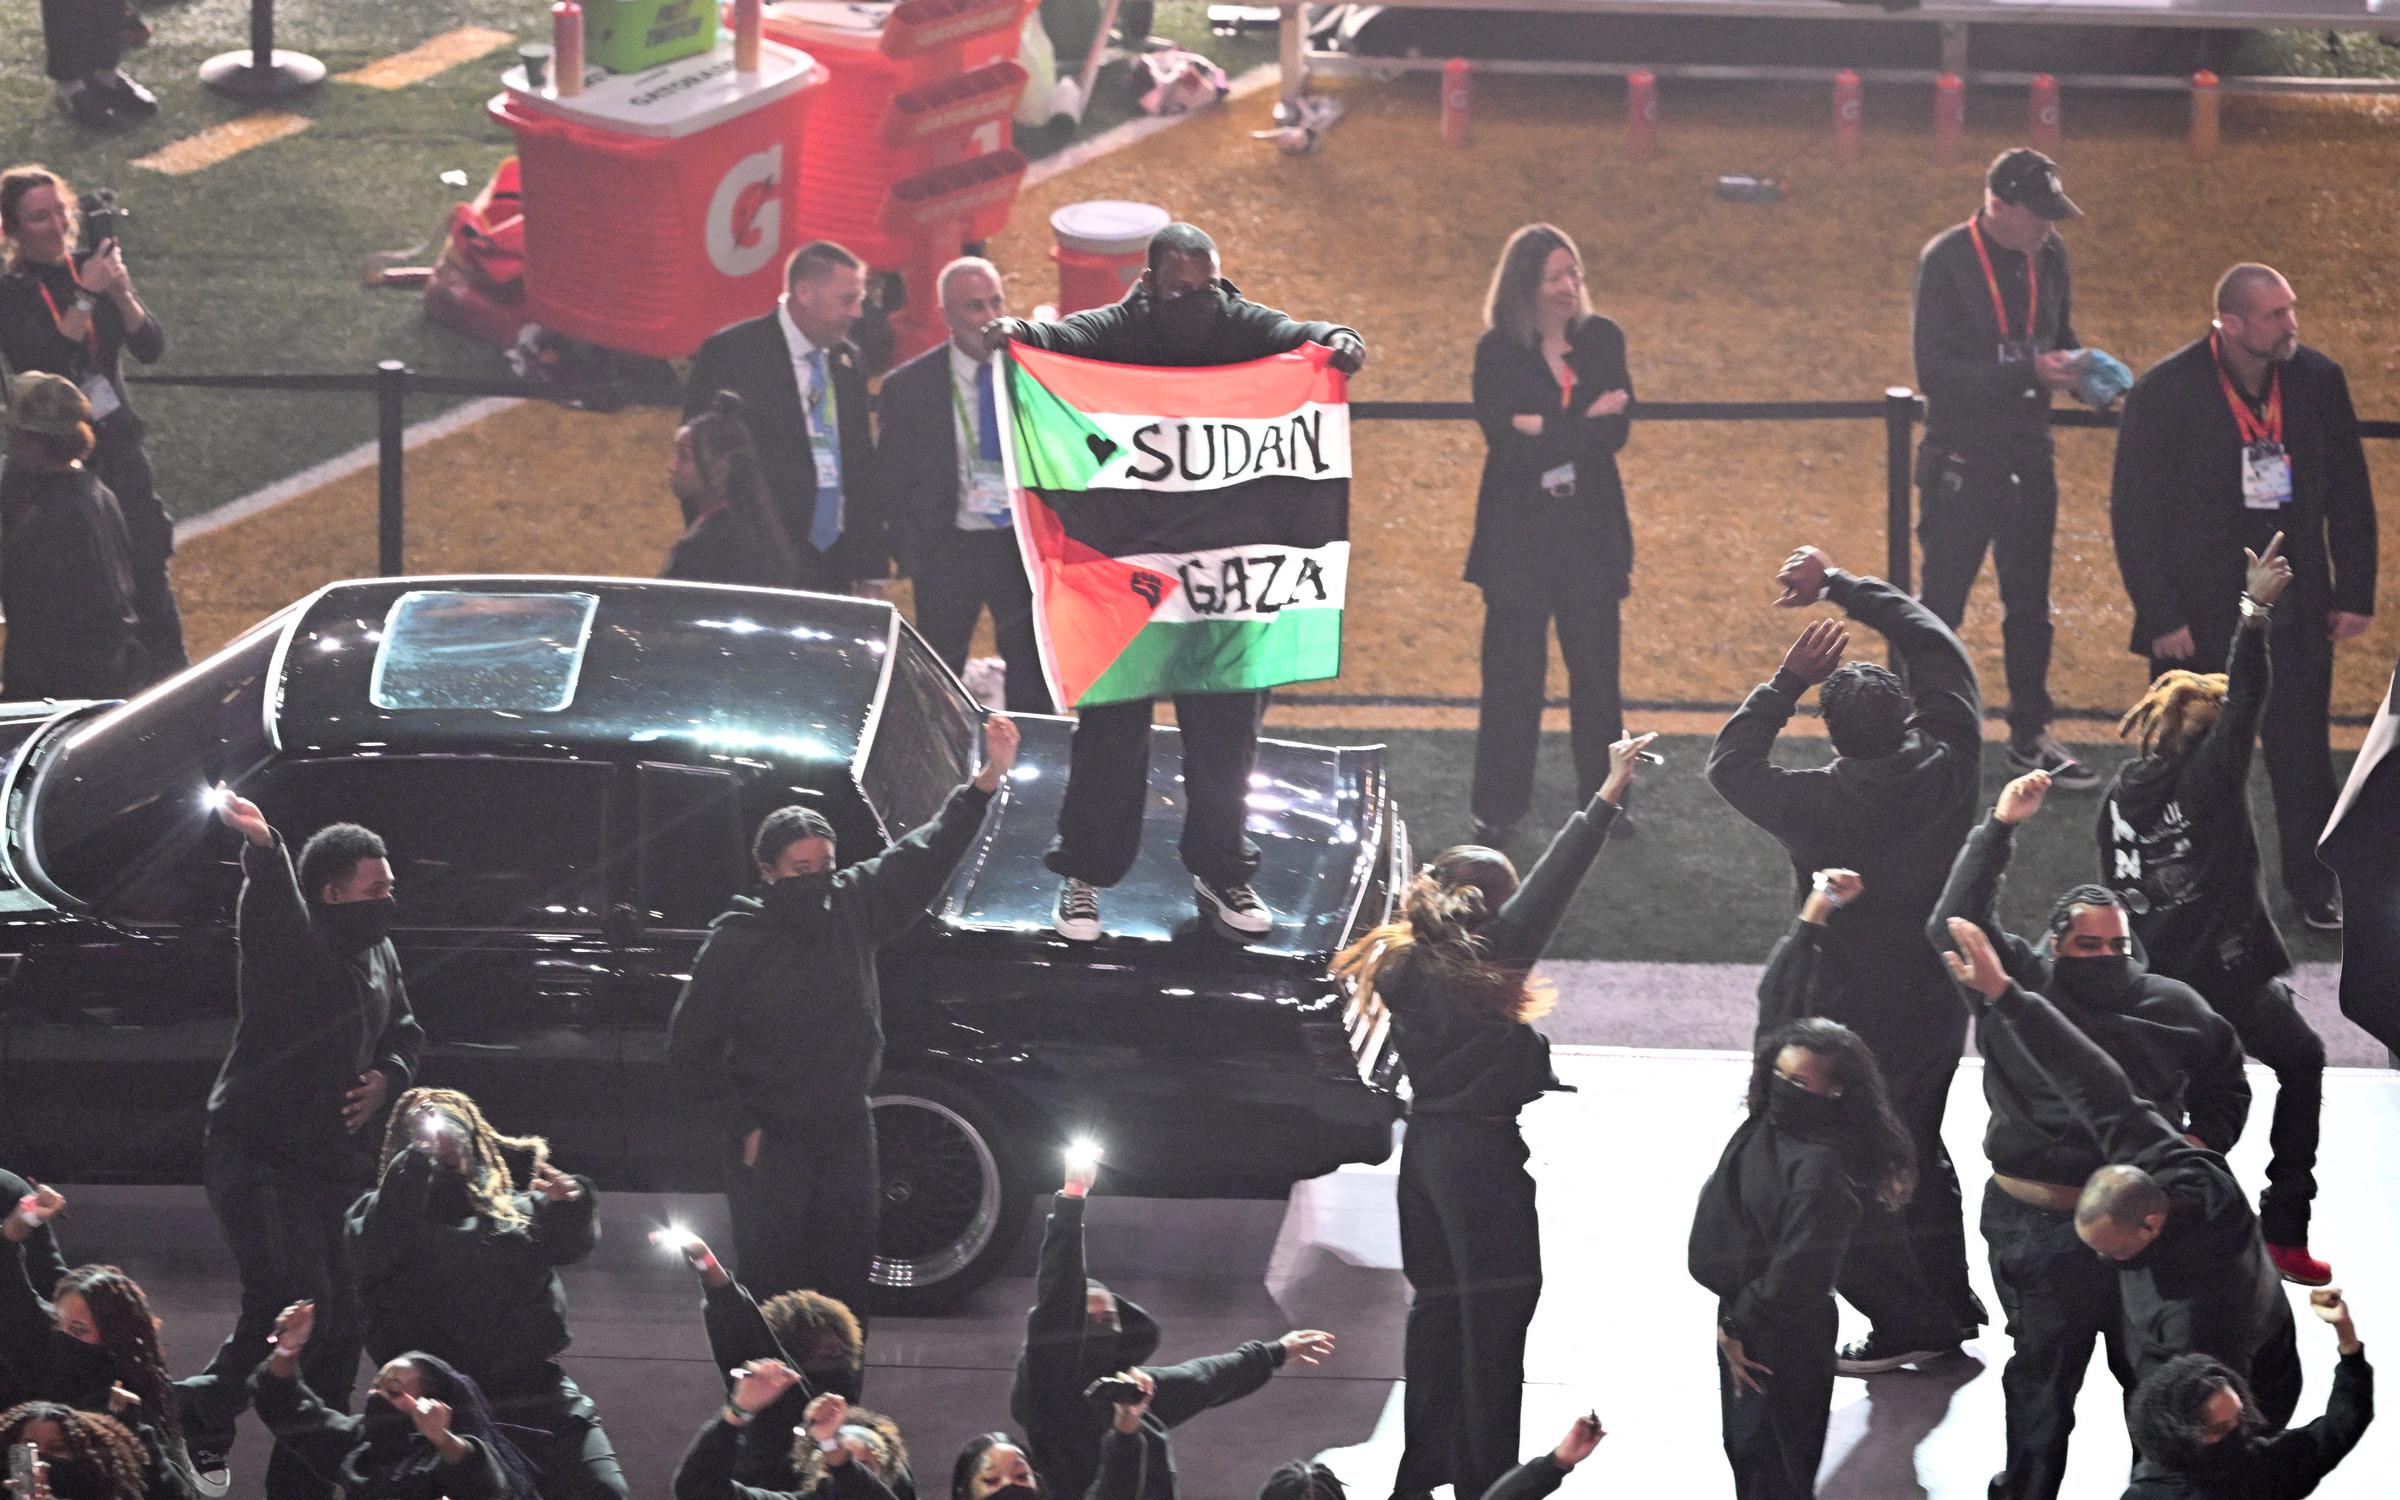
left=1325, top=329, right=1366, bottom=375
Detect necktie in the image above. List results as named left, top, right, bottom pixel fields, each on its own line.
left=975, top=360, right=1002, bottom=462
left=806, top=348, right=842, bottom=553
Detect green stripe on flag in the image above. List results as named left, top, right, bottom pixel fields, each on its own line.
left=1078, top=610, right=1344, bottom=705
left=1008, top=358, right=1114, bottom=492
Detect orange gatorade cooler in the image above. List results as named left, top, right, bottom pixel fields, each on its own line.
left=1049, top=201, right=1168, bottom=314
left=489, top=40, right=825, bottom=359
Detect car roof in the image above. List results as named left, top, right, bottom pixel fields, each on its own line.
left=269, top=576, right=897, bottom=780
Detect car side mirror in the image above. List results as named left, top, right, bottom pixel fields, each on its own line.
left=604, top=903, right=646, bottom=948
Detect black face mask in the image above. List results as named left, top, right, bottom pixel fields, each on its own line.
left=32, top=1454, right=107, bottom=1500
left=987, top=1487, right=1042, bottom=1500
left=45, top=1329, right=119, bottom=1398
left=1767, top=1073, right=1845, bottom=1138
left=761, top=872, right=834, bottom=929
left=320, top=896, right=398, bottom=954
left=1149, top=285, right=1226, bottom=355
left=2050, top=955, right=2135, bottom=1008
left=359, top=1398, right=419, bottom=1449
left=2193, top=1430, right=2256, bottom=1472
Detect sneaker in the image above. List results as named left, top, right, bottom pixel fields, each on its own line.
left=2007, top=733, right=2101, bottom=791
left=99, top=71, right=160, bottom=118
left=2266, top=1242, right=2333, bottom=1286
left=2302, top=893, right=2343, bottom=932
left=1194, top=877, right=1273, bottom=936
left=193, top=1462, right=232, bottom=1498
left=1836, top=1331, right=1960, bottom=1376
left=1054, top=879, right=1101, bottom=942
left=55, top=84, right=117, bottom=128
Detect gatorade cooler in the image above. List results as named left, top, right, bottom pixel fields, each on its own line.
left=489, top=41, right=824, bottom=360
left=1050, top=201, right=1168, bottom=313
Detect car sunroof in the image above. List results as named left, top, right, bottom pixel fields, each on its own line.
left=367, top=591, right=599, bottom=712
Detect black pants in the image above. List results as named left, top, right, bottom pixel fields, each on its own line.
left=1917, top=442, right=2057, bottom=741
left=1471, top=591, right=1623, bottom=830
left=1717, top=1298, right=1838, bottom=1500
left=1831, top=1033, right=1981, bottom=1340
left=911, top=527, right=1053, bottom=713
left=485, top=1364, right=627, bottom=1500
left=1394, top=1116, right=1540, bottom=1500
left=726, top=1110, right=879, bottom=1312
left=1982, top=1183, right=2136, bottom=1500
left=1045, top=690, right=1263, bottom=889
left=94, top=419, right=186, bottom=680
left=39, top=0, right=120, bottom=82
left=182, top=1136, right=363, bottom=1500
left=2152, top=623, right=2338, bottom=907
left=2192, top=975, right=2324, bottom=1245
left=2123, top=1284, right=2302, bottom=1433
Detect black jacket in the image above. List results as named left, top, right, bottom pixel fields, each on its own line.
left=875, top=341, right=985, bottom=578
left=1933, top=813, right=2250, bottom=1184
left=2103, top=620, right=2290, bottom=994
left=662, top=495, right=804, bottom=591
left=0, top=1239, right=197, bottom=1500
left=2111, top=336, right=2376, bottom=657
left=250, top=1362, right=519, bottom=1500
left=1709, top=570, right=1981, bottom=1053
left=1688, top=1110, right=1863, bottom=1347
left=668, top=783, right=994, bottom=1134
left=0, top=464, right=142, bottom=700
left=347, top=1149, right=600, bottom=1391
left=1976, top=982, right=2287, bottom=1376
left=683, top=312, right=887, bottom=583
left=206, top=832, right=423, bottom=1179
left=694, top=1277, right=875, bottom=1493
left=1464, top=318, right=1634, bottom=604
left=1006, top=276, right=1360, bottom=371
left=2122, top=1349, right=2373, bottom=1499
left=1380, top=795, right=1618, bottom=1117
left=1010, top=1193, right=1283, bottom=1500
left=671, top=1417, right=900, bottom=1500
left=1477, top=1454, right=1572, bottom=1500
left=1911, top=218, right=2077, bottom=457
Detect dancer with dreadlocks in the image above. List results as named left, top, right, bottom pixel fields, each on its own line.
left=1334, top=733, right=1649, bottom=1500
left=2, top=1188, right=199, bottom=1500
left=347, top=1088, right=623, bottom=1500
left=0, top=1402, right=150, bottom=1500
left=2101, top=534, right=2337, bottom=1288
left=249, top=1299, right=537, bottom=1499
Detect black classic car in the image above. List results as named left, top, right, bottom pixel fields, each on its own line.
left=0, top=578, right=1406, bottom=1308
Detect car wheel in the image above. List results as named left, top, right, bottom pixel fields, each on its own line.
left=868, top=1072, right=1027, bottom=1314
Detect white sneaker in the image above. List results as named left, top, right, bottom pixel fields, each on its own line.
left=1054, top=878, right=1101, bottom=942
left=1194, top=877, right=1273, bottom=935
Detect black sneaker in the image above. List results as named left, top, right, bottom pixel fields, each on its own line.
left=100, top=71, right=160, bottom=118
left=2006, top=733, right=2100, bottom=791
left=1194, top=876, right=1273, bottom=936
left=56, top=84, right=117, bottom=128
left=1836, top=1331, right=1961, bottom=1376
left=1054, top=878, right=1101, bottom=942
left=2302, top=892, right=2343, bottom=931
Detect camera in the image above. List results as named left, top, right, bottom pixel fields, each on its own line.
left=78, top=189, right=126, bottom=252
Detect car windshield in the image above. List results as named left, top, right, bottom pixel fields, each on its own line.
left=859, top=624, right=980, bottom=838
left=27, top=609, right=289, bottom=911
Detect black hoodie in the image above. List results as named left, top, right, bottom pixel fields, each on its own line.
left=1004, top=277, right=1360, bottom=371
left=2122, top=1349, right=2374, bottom=1499
left=1008, top=1194, right=1283, bottom=1500
left=1687, top=1107, right=1863, bottom=1347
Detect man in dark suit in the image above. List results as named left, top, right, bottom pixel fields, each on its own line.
left=684, top=241, right=887, bottom=596
left=877, top=256, right=1053, bottom=713
left=2110, top=263, right=2378, bottom=931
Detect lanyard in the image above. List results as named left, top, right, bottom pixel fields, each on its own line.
left=2210, top=331, right=2282, bottom=447
left=1966, top=217, right=2036, bottom=346
left=36, top=276, right=98, bottom=359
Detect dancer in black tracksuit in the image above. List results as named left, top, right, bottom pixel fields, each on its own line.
left=1335, top=735, right=1650, bottom=1500
left=2101, top=535, right=2334, bottom=1285
left=1708, top=544, right=1985, bottom=1367
left=1937, top=921, right=2303, bottom=1430
left=674, top=1363, right=900, bottom=1500
left=1932, top=775, right=2250, bottom=1500
left=1690, top=1016, right=1915, bottom=1500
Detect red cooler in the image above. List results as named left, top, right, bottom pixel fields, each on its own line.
left=489, top=41, right=825, bottom=359
left=1050, top=201, right=1168, bottom=313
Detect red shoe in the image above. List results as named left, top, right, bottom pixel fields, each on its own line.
left=2266, top=1243, right=2333, bottom=1286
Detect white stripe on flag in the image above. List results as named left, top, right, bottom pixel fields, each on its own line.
left=1080, top=402, right=1352, bottom=493
left=1109, top=541, right=1349, bottom=625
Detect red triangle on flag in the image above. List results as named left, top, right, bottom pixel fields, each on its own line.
left=1021, top=492, right=1178, bottom=705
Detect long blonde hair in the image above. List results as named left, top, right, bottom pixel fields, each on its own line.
left=1482, top=223, right=1589, bottom=350
left=377, top=1086, right=551, bottom=1228
left=1333, top=850, right=1553, bottom=1025
left=2118, top=670, right=2228, bottom=760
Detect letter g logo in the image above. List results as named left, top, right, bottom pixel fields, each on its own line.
left=705, top=144, right=782, bottom=279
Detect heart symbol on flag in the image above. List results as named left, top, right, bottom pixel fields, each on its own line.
left=1085, top=434, right=1120, bottom=464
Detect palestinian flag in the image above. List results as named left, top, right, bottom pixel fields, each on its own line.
left=1000, top=340, right=1350, bottom=708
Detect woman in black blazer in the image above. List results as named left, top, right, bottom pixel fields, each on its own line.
left=1466, top=224, right=1636, bottom=842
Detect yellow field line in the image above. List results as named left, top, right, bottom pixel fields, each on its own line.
left=336, top=26, right=517, bottom=91
left=131, top=112, right=313, bottom=176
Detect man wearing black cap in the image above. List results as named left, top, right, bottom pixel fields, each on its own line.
left=2111, top=263, right=2377, bottom=932
left=668, top=715, right=1019, bottom=1307
left=1912, top=147, right=2095, bottom=790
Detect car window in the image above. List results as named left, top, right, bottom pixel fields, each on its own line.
left=859, top=627, right=978, bottom=837
left=367, top=591, right=598, bottom=712
left=258, top=759, right=610, bottom=930
left=636, top=764, right=748, bottom=930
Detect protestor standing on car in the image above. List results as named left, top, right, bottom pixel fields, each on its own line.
left=1464, top=223, right=1636, bottom=845
left=248, top=1299, right=540, bottom=1500
left=2110, top=263, right=2377, bottom=932
left=1931, top=770, right=2251, bottom=1500
left=0, top=371, right=143, bottom=700
left=669, top=715, right=1019, bottom=1309
left=347, top=1088, right=623, bottom=1500
left=660, top=390, right=803, bottom=590
left=1333, top=734, right=1647, bottom=1500
left=2122, top=1287, right=2373, bottom=1500
left=0, top=165, right=183, bottom=678
left=1009, top=1147, right=1334, bottom=1500
left=2101, top=535, right=2336, bottom=1288
left=1939, top=920, right=2305, bottom=1428
left=180, top=791, right=423, bottom=1500
left=1690, top=1018, right=1914, bottom=1500
left=1707, top=544, right=1987, bottom=1373
left=673, top=1363, right=901, bottom=1500
left=33, top=3, right=157, bottom=127
left=877, top=257, right=1052, bottom=714
left=0, top=1401, right=151, bottom=1500
left=981, top=222, right=1365, bottom=945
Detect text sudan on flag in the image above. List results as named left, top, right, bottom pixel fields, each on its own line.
left=999, top=340, right=1350, bottom=708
